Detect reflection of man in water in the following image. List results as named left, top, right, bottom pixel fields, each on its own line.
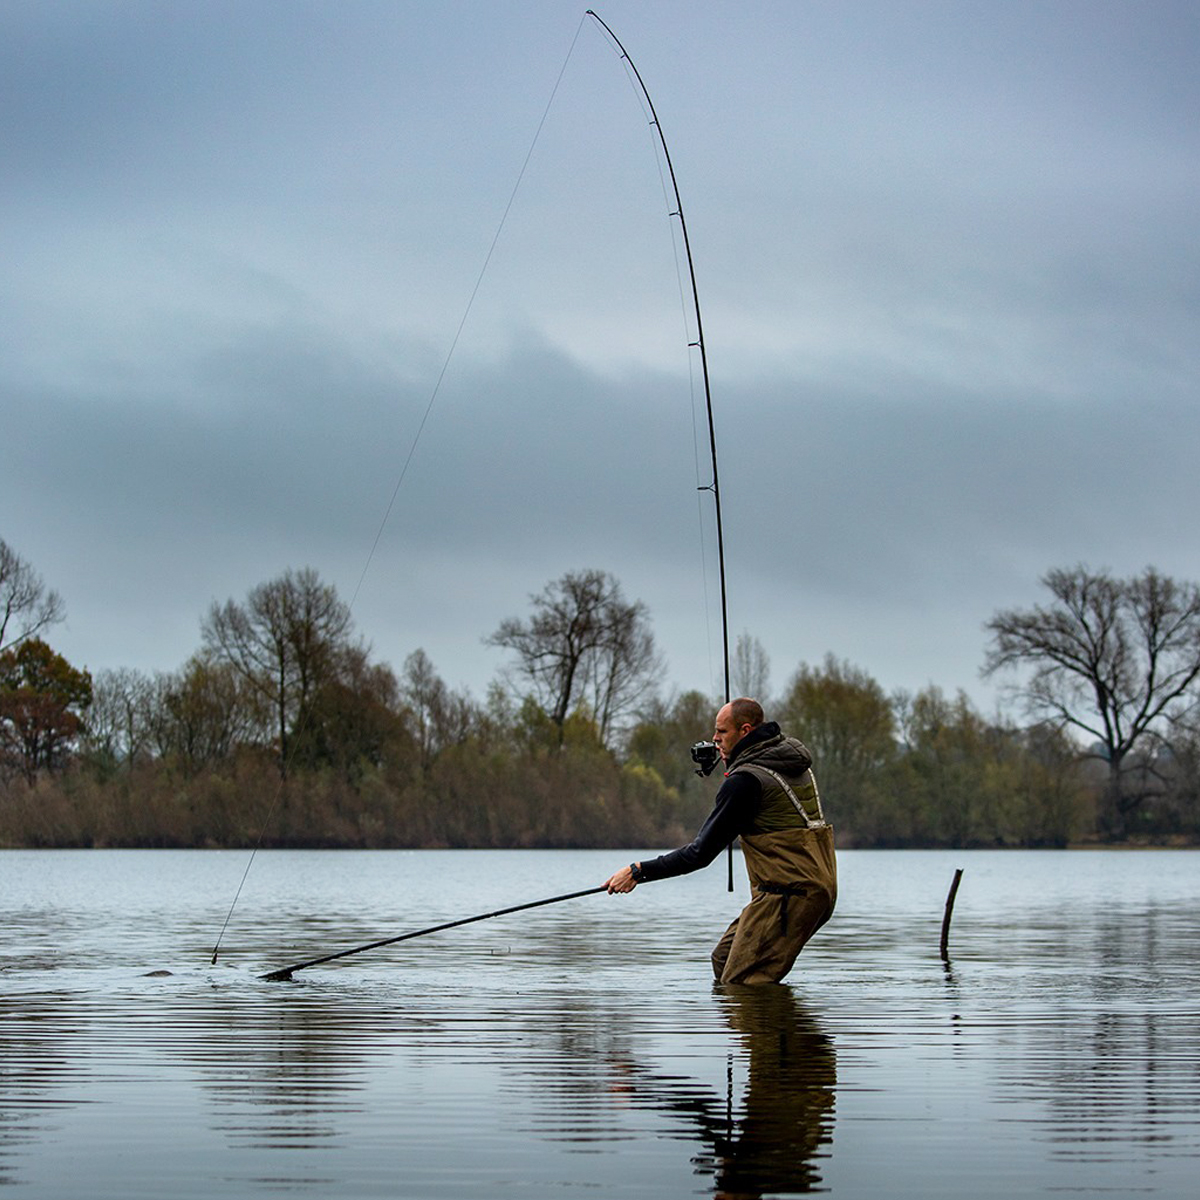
left=612, top=985, right=836, bottom=1198
left=606, top=698, right=837, bottom=984
left=705, top=986, right=836, bottom=1197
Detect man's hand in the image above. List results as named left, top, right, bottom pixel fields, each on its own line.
left=605, top=864, right=639, bottom=894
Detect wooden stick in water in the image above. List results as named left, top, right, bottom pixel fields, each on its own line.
left=940, top=868, right=964, bottom=960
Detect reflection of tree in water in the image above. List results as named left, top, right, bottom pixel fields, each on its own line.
left=609, top=985, right=837, bottom=1198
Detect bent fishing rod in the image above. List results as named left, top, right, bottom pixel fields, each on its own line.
left=260, top=885, right=607, bottom=981
left=586, top=9, right=729, bottom=703
left=587, top=10, right=734, bottom=889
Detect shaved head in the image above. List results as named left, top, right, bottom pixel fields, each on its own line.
left=713, top=697, right=765, bottom=762
left=728, top=697, right=764, bottom=729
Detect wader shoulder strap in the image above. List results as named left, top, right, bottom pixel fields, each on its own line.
left=735, top=763, right=826, bottom=829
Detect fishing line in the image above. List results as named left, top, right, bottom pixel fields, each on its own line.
left=347, top=13, right=591, bottom=616
left=209, top=16, right=591, bottom=966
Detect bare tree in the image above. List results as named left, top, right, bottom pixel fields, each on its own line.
left=400, top=649, right=476, bottom=772
left=487, top=568, right=661, bottom=746
left=983, top=564, right=1200, bottom=837
left=202, top=567, right=354, bottom=777
left=731, top=632, right=771, bottom=702
left=85, top=668, right=157, bottom=771
left=585, top=600, right=663, bottom=745
left=0, top=538, right=65, bottom=652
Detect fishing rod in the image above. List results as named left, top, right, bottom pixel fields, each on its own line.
left=586, top=10, right=734, bottom=890
left=260, top=885, right=607, bottom=981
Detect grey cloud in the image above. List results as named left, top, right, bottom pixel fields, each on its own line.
left=3, top=0, right=1198, bottom=711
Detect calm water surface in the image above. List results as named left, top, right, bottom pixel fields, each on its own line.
left=2, top=848, right=1198, bottom=1198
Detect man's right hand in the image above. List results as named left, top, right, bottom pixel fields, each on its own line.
left=605, top=864, right=639, bottom=894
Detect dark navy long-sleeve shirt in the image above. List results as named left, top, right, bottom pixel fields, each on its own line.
left=637, top=768, right=762, bottom=882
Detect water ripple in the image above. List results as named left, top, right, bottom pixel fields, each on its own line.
left=2, top=848, right=1199, bottom=1197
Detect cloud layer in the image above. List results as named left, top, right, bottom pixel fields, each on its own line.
left=3, top=0, right=1198, bottom=713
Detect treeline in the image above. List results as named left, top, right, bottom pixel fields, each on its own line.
left=4, top=543, right=1200, bottom=849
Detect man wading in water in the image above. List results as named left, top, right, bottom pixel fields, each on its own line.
left=605, top=698, right=837, bottom=984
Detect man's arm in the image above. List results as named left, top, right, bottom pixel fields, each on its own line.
left=605, top=772, right=759, bottom=892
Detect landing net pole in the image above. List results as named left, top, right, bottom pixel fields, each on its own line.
left=260, top=885, right=607, bottom=980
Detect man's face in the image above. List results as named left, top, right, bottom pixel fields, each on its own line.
left=713, top=704, right=752, bottom=762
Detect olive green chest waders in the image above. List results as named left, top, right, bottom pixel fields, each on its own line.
left=711, top=765, right=838, bottom=985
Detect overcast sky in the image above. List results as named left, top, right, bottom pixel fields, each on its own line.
left=3, top=0, right=1198, bottom=717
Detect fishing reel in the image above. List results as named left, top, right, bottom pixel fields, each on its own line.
left=690, top=740, right=721, bottom=777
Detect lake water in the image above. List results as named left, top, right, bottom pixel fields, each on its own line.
left=2, top=848, right=1198, bottom=1198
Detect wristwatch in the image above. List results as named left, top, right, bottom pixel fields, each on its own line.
left=630, top=862, right=645, bottom=883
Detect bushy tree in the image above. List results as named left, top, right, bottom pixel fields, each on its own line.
left=1008, top=721, right=1088, bottom=847
left=1154, top=715, right=1200, bottom=837
left=154, top=655, right=270, bottom=775
left=892, top=687, right=1004, bottom=846
left=778, top=656, right=896, bottom=842
left=292, top=646, right=410, bottom=781
left=0, top=638, right=92, bottom=784
left=626, top=689, right=718, bottom=820
left=892, top=687, right=1086, bottom=847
